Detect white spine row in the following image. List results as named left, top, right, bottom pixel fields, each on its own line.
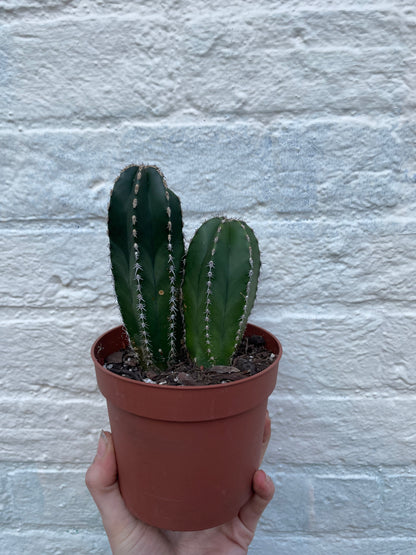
left=234, top=222, right=254, bottom=352
left=132, top=167, right=153, bottom=367
left=204, top=218, right=226, bottom=365
left=162, top=176, right=178, bottom=364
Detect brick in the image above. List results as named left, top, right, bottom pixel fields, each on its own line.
left=1, top=220, right=415, bottom=311
left=0, top=530, right=111, bottom=555
left=317, top=173, right=400, bottom=217
left=381, top=475, right=416, bottom=532
left=272, top=122, right=401, bottom=176
left=0, top=0, right=173, bottom=21
left=249, top=535, right=416, bottom=555
left=0, top=229, right=113, bottom=308
left=0, top=27, right=12, bottom=92
left=267, top=398, right=416, bottom=465
left=259, top=220, right=416, bottom=305
left=381, top=315, right=416, bottom=392
left=0, top=312, right=120, bottom=396
left=1, top=399, right=108, bottom=463
left=257, top=313, right=384, bottom=395
left=4, top=18, right=179, bottom=124
left=310, top=475, right=382, bottom=532
left=0, top=0, right=77, bottom=12
left=184, top=10, right=407, bottom=53
left=259, top=468, right=416, bottom=535
left=10, top=468, right=101, bottom=527
left=0, top=122, right=411, bottom=221
left=183, top=41, right=406, bottom=115
left=255, top=310, right=416, bottom=395
left=259, top=473, right=311, bottom=532
left=181, top=0, right=416, bottom=11
left=396, top=122, right=416, bottom=209
left=0, top=471, right=12, bottom=524
left=0, top=125, right=274, bottom=220
left=2, top=11, right=413, bottom=125
left=0, top=397, right=106, bottom=435
left=0, top=131, right=114, bottom=220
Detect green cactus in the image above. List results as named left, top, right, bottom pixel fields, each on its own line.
left=108, top=164, right=185, bottom=371
left=182, top=217, right=261, bottom=367
left=108, top=164, right=261, bottom=373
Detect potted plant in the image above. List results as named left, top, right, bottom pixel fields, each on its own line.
left=91, top=164, right=283, bottom=531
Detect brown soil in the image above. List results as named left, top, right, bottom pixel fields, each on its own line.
left=104, top=335, right=276, bottom=386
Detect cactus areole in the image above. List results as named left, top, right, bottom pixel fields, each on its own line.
left=92, top=164, right=283, bottom=531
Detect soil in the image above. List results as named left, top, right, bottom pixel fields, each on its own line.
left=104, top=335, right=276, bottom=386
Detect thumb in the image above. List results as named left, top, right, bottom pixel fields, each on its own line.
left=85, top=431, right=138, bottom=538
left=237, top=469, right=275, bottom=534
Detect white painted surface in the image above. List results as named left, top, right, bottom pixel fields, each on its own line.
left=1, top=1, right=415, bottom=553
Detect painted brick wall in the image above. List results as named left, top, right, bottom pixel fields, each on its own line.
left=1, top=1, right=415, bottom=554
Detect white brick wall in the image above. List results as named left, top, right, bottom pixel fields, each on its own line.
left=1, top=1, right=415, bottom=553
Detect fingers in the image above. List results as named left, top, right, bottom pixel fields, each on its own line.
left=85, top=431, right=118, bottom=491
left=259, top=409, right=272, bottom=464
left=239, top=409, right=274, bottom=531
left=238, top=469, right=275, bottom=534
left=85, top=431, right=138, bottom=539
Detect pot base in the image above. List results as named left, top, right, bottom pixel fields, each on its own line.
left=110, top=400, right=267, bottom=530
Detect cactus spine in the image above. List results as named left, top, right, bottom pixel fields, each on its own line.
left=108, top=165, right=185, bottom=371
left=182, top=217, right=260, bottom=367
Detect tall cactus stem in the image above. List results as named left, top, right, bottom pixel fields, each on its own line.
left=108, top=164, right=185, bottom=371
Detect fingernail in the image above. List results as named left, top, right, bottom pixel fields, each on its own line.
left=96, top=430, right=108, bottom=458
left=260, top=470, right=272, bottom=483
left=265, top=473, right=273, bottom=484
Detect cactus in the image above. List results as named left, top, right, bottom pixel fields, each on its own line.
left=108, top=164, right=261, bottom=372
left=108, top=164, right=185, bottom=371
left=182, top=217, right=261, bottom=367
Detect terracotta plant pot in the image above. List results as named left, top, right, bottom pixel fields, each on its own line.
left=91, top=322, right=282, bottom=531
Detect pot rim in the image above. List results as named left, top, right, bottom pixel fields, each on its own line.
left=91, top=322, right=282, bottom=392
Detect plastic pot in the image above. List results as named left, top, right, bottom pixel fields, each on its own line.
left=91, top=322, right=282, bottom=531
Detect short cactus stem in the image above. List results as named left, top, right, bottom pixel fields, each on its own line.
left=233, top=221, right=256, bottom=351
left=183, top=217, right=261, bottom=367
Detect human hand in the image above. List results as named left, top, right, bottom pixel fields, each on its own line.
left=85, top=412, right=275, bottom=554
